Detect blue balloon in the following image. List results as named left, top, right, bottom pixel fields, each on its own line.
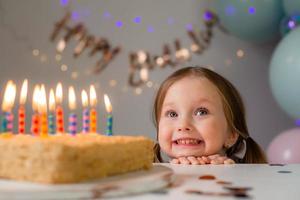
left=215, top=0, right=283, bottom=43
left=283, top=0, right=300, bottom=16
left=269, top=27, right=300, bottom=119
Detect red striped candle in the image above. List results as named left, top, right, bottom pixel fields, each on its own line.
left=18, top=79, right=28, bottom=134
left=56, top=83, right=64, bottom=133
left=18, top=106, right=25, bottom=134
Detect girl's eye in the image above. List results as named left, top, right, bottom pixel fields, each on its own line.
left=194, top=107, right=208, bottom=116
left=166, top=110, right=178, bottom=118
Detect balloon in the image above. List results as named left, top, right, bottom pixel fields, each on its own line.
left=267, top=128, right=300, bottom=164
left=214, top=0, right=283, bottom=43
left=269, top=27, right=300, bottom=119
left=283, top=0, right=300, bottom=16
left=280, top=14, right=300, bottom=36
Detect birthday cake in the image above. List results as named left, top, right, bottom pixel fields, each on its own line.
left=0, top=133, right=154, bottom=184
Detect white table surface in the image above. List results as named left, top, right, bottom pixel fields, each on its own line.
left=0, top=163, right=299, bottom=200
left=123, top=163, right=300, bottom=200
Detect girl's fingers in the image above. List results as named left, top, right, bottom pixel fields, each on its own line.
left=224, top=158, right=235, bottom=164
left=187, top=156, right=200, bottom=165
left=197, top=157, right=206, bottom=165
left=170, top=158, right=179, bottom=164
left=178, top=157, right=191, bottom=164
left=201, top=156, right=210, bottom=164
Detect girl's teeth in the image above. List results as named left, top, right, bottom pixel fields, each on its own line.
left=177, top=139, right=200, bottom=144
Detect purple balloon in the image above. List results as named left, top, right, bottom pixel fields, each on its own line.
left=267, top=128, right=300, bottom=164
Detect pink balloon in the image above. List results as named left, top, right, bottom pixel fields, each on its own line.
left=267, top=128, right=300, bottom=164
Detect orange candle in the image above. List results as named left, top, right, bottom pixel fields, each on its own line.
left=39, top=85, right=48, bottom=136
left=55, top=83, right=64, bottom=133
left=19, top=79, right=28, bottom=134
left=31, top=85, right=40, bottom=135
left=89, top=85, right=97, bottom=133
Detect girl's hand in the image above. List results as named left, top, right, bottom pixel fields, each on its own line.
left=170, top=154, right=235, bottom=165
left=207, top=154, right=235, bottom=165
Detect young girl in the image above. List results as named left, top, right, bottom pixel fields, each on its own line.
left=153, top=66, right=267, bottom=164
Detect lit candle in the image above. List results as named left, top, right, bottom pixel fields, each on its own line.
left=1, top=81, right=16, bottom=133
left=68, top=86, right=77, bottom=135
left=89, top=85, right=97, bottom=133
left=18, top=79, right=28, bottom=134
left=55, top=83, right=64, bottom=133
left=48, top=89, right=56, bottom=134
left=39, top=85, right=48, bottom=136
left=31, top=85, right=40, bottom=135
left=104, top=94, right=113, bottom=136
left=81, top=90, right=89, bottom=133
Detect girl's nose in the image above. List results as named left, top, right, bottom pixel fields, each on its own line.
left=178, top=127, right=191, bottom=131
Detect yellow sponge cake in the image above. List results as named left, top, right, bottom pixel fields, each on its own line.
left=0, top=133, right=154, bottom=184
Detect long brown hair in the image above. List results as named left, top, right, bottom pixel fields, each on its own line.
left=153, top=66, right=267, bottom=163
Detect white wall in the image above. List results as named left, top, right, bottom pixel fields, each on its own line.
left=0, top=0, right=294, bottom=149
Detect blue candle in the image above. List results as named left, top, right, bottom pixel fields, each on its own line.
left=48, top=113, right=55, bottom=134
left=104, top=94, right=113, bottom=136
left=106, top=113, right=113, bottom=136
left=68, top=113, right=77, bottom=135
left=1, top=81, right=16, bottom=133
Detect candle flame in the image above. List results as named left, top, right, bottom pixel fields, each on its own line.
left=49, top=89, right=56, bottom=112
left=1, top=80, right=17, bottom=112
left=19, top=79, right=28, bottom=105
left=89, top=85, right=97, bottom=107
left=68, top=86, right=76, bottom=110
left=104, top=94, right=112, bottom=113
left=38, top=85, right=47, bottom=114
left=32, top=85, right=40, bottom=112
left=56, top=82, right=63, bottom=104
left=81, top=90, right=88, bottom=108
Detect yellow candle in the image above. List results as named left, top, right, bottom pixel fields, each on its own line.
left=39, top=85, right=48, bottom=136
left=89, top=85, right=97, bottom=133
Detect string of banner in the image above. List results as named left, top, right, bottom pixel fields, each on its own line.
left=50, top=10, right=223, bottom=88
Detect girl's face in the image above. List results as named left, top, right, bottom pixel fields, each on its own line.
left=158, top=76, right=236, bottom=158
